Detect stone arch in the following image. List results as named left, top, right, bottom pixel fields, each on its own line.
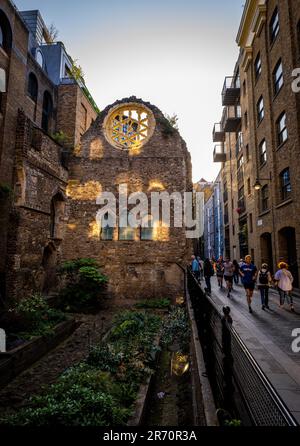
left=0, top=10, right=12, bottom=53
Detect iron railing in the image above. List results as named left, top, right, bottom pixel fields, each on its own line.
left=187, top=268, right=298, bottom=427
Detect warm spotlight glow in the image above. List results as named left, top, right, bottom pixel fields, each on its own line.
left=90, top=138, right=104, bottom=160
left=88, top=220, right=101, bottom=238
left=148, top=180, right=165, bottom=191
left=66, top=180, right=102, bottom=200
left=171, top=353, right=190, bottom=377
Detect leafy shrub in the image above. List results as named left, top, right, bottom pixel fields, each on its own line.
left=58, top=258, right=108, bottom=312
left=161, top=307, right=190, bottom=351
left=2, top=294, right=66, bottom=341
left=135, top=298, right=171, bottom=309
left=0, top=311, right=162, bottom=426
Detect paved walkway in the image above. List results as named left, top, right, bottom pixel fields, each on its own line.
left=208, top=278, right=300, bottom=424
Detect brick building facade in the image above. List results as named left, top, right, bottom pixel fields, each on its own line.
left=212, top=0, right=300, bottom=284
left=63, top=97, right=193, bottom=300
left=0, top=1, right=98, bottom=302
left=0, top=1, right=192, bottom=303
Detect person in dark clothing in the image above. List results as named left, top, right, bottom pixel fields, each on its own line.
left=204, top=259, right=214, bottom=294
left=232, top=260, right=240, bottom=285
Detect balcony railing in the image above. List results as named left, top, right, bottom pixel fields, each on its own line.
left=213, top=144, right=226, bottom=163
left=223, top=106, right=242, bottom=133
left=213, top=122, right=225, bottom=143
left=222, top=76, right=241, bottom=106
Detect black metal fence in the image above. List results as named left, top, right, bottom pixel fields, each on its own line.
left=187, top=268, right=298, bottom=427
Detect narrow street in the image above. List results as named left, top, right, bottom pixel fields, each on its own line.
left=208, top=278, right=300, bottom=423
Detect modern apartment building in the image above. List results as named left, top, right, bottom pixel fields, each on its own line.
left=212, top=0, right=300, bottom=284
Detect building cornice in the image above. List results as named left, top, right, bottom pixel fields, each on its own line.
left=236, top=0, right=267, bottom=49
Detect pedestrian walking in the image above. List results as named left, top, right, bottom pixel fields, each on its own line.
left=191, top=255, right=201, bottom=282
left=223, top=257, right=234, bottom=298
left=257, top=263, right=272, bottom=310
left=216, top=256, right=225, bottom=289
left=198, top=257, right=204, bottom=281
left=239, top=258, right=244, bottom=269
left=204, top=258, right=214, bottom=295
left=239, top=255, right=258, bottom=314
left=232, top=260, right=240, bottom=285
left=274, top=262, right=295, bottom=312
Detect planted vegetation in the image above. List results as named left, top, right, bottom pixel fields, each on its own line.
left=0, top=311, right=162, bottom=426
left=0, top=294, right=66, bottom=344
left=57, top=258, right=108, bottom=313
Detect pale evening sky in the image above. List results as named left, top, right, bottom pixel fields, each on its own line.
left=15, top=0, right=244, bottom=182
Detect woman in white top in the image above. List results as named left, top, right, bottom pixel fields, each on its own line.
left=274, top=262, right=294, bottom=312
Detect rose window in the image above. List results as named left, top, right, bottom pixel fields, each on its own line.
left=104, top=103, right=155, bottom=150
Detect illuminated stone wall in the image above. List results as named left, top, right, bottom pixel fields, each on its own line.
left=63, top=97, right=193, bottom=301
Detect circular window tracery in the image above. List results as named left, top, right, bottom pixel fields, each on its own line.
left=104, top=103, right=155, bottom=150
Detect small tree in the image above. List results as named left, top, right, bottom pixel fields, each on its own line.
left=47, top=23, right=59, bottom=43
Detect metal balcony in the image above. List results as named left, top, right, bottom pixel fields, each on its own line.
left=213, top=123, right=225, bottom=143
left=222, top=76, right=241, bottom=106
left=223, top=106, right=242, bottom=133
left=213, top=144, right=226, bottom=163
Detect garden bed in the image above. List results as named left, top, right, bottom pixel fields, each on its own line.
left=0, top=318, right=78, bottom=391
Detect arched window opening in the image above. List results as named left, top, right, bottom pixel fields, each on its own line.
left=119, top=210, right=136, bottom=241
left=50, top=192, right=66, bottom=240
left=141, top=215, right=155, bottom=241
left=27, top=73, right=38, bottom=102
left=42, top=91, right=53, bottom=133
left=0, top=11, right=12, bottom=53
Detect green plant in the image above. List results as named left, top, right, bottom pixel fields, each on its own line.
left=51, top=131, right=70, bottom=146
left=6, top=294, right=66, bottom=340
left=157, top=113, right=179, bottom=137
left=161, top=307, right=190, bottom=351
left=0, top=183, right=12, bottom=198
left=58, top=259, right=108, bottom=312
left=224, top=419, right=242, bottom=427
left=0, top=311, right=162, bottom=426
left=135, top=298, right=171, bottom=309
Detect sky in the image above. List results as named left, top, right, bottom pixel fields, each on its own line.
left=15, top=0, right=244, bottom=182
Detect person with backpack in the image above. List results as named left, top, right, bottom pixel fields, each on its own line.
left=257, top=263, right=272, bottom=310
left=274, top=262, right=295, bottom=312
left=203, top=259, right=214, bottom=295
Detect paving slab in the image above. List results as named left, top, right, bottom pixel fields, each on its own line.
left=208, top=279, right=300, bottom=424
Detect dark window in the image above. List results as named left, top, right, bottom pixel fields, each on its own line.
left=246, top=144, right=250, bottom=162
left=249, top=213, right=253, bottom=233
left=243, top=80, right=247, bottom=96
left=100, top=213, right=114, bottom=241
left=273, top=59, right=283, bottom=94
left=141, top=216, right=155, bottom=241
left=27, top=73, right=38, bottom=102
left=277, top=112, right=288, bottom=146
left=261, top=185, right=269, bottom=212
left=254, top=53, right=262, bottom=79
left=42, top=91, right=53, bottom=133
left=0, top=11, right=12, bottom=52
left=270, top=7, right=280, bottom=43
left=259, top=139, right=267, bottom=166
left=244, top=111, right=248, bottom=129
left=247, top=178, right=251, bottom=196
left=280, top=168, right=291, bottom=201
left=257, top=96, right=264, bottom=123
